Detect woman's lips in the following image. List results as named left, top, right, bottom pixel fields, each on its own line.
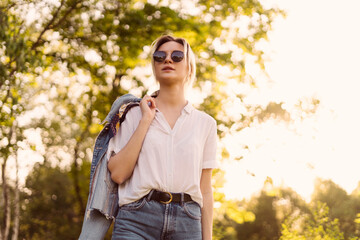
left=162, top=66, right=175, bottom=71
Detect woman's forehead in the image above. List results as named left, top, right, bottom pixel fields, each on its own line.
left=157, top=41, right=184, bottom=52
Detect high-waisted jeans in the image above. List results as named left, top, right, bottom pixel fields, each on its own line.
left=111, top=193, right=202, bottom=240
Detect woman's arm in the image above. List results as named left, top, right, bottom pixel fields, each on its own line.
left=200, top=168, right=214, bottom=240
left=108, top=96, right=156, bottom=184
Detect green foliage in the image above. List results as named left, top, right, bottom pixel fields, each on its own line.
left=235, top=191, right=280, bottom=240
left=230, top=184, right=310, bottom=240
left=278, top=179, right=360, bottom=240
left=214, top=183, right=309, bottom=240
left=280, top=202, right=345, bottom=240
left=213, top=191, right=256, bottom=240
left=355, top=214, right=360, bottom=224
left=20, top=162, right=83, bottom=240
left=14, top=161, right=360, bottom=240
left=312, top=179, right=360, bottom=239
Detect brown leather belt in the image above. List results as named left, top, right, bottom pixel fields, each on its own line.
left=148, top=190, right=192, bottom=204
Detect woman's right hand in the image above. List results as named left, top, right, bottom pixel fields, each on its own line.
left=140, top=95, right=156, bottom=124
left=108, top=95, right=157, bottom=184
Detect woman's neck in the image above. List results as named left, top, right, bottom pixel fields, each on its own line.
left=155, top=84, right=187, bottom=109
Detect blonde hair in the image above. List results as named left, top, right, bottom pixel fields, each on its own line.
left=150, top=35, right=196, bottom=88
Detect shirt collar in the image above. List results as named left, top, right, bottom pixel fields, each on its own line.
left=183, top=101, right=194, bottom=114
left=154, top=101, right=193, bottom=114
left=151, top=90, right=194, bottom=114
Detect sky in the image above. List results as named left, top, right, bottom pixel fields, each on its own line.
left=222, top=0, right=360, bottom=201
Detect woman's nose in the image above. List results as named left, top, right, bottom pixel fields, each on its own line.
left=164, top=54, right=173, bottom=63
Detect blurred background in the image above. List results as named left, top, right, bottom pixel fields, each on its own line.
left=1, top=0, right=360, bottom=239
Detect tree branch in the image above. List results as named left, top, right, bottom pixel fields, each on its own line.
left=31, top=0, right=83, bottom=51
left=0, top=3, right=15, bottom=10
left=50, top=0, right=82, bottom=31
left=31, top=0, right=66, bottom=50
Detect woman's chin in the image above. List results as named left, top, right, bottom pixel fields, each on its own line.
left=157, top=77, right=185, bottom=85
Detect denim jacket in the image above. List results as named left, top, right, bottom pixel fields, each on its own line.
left=79, top=94, right=141, bottom=240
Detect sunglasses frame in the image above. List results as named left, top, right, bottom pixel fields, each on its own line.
left=153, top=50, right=185, bottom=63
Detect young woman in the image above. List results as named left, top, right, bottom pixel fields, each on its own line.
left=107, top=35, right=217, bottom=240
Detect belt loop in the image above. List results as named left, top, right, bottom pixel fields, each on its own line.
left=147, top=189, right=155, bottom=201
left=180, top=192, right=184, bottom=207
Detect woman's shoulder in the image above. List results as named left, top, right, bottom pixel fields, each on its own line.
left=123, top=104, right=142, bottom=120
left=192, top=108, right=217, bottom=126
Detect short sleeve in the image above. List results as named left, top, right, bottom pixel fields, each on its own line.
left=106, top=107, right=139, bottom=161
left=202, top=118, right=218, bottom=169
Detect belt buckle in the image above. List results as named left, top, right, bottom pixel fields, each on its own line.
left=160, top=191, right=173, bottom=204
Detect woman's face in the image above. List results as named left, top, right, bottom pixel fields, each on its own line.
left=154, top=41, right=188, bottom=86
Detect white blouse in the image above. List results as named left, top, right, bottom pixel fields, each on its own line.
left=107, top=101, right=217, bottom=207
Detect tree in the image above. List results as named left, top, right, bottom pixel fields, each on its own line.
left=0, top=5, right=39, bottom=238
left=311, top=179, right=360, bottom=239
left=278, top=180, right=360, bottom=240
left=1, top=0, right=285, bottom=238
left=280, top=202, right=347, bottom=240
left=224, top=180, right=309, bottom=240
left=19, top=162, right=82, bottom=240
left=236, top=191, right=280, bottom=240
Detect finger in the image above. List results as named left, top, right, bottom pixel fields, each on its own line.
left=148, top=98, right=156, bottom=109
left=141, top=95, right=150, bottom=105
left=141, top=96, right=154, bottom=109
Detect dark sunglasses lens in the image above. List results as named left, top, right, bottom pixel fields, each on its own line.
left=171, top=51, right=184, bottom=62
left=153, top=51, right=166, bottom=62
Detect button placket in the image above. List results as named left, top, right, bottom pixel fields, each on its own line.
left=166, top=133, right=172, bottom=189
left=168, top=133, right=174, bottom=189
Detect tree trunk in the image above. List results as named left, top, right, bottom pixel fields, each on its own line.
left=1, top=157, right=11, bottom=240
left=73, top=142, right=85, bottom=215
left=1, top=120, right=14, bottom=240
left=0, top=160, right=4, bottom=240
left=72, top=101, right=93, bottom=216
left=11, top=153, right=20, bottom=240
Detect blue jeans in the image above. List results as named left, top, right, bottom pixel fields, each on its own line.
left=111, top=193, right=202, bottom=240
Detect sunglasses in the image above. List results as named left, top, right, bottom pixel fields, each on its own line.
left=153, top=50, right=184, bottom=63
